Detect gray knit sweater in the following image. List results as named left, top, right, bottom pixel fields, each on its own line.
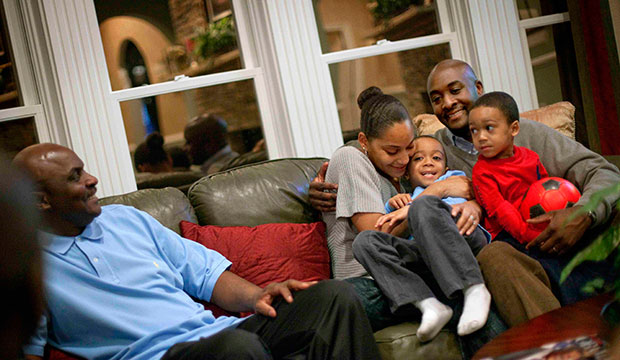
left=323, top=146, right=399, bottom=279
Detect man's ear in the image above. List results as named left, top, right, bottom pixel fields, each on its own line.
left=34, top=191, right=51, bottom=211
left=475, top=80, right=484, bottom=96
left=511, top=120, right=520, bottom=137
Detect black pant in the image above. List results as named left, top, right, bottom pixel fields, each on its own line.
left=161, top=280, right=381, bottom=360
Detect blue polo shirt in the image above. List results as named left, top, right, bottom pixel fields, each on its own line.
left=24, top=205, right=245, bottom=360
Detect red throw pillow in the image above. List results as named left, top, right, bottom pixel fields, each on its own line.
left=46, top=346, right=83, bottom=360
left=180, top=221, right=330, bottom=289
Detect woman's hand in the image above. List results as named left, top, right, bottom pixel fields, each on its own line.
left=388, top=194, right=412, bottom=210
left=424, top=176, right=474, bottom=200
left=451, top=200, right=482, bottom=236
left=375, top=206, right=409, bottom=232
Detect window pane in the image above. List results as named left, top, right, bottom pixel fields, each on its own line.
left=526, top=25, right=564, bottom=107
left=95, top=0, right=241, bottom=91
left=0, top=117, right=37, bottom=158
left=330, top=43, right=451, bottom=138
left=516, top=0, right=567, bottom=20
left=120, top=79, right=266, bottom=176
left=0, top=6, right=22, bottom=110
left=314, top=0, right=440, bottom=53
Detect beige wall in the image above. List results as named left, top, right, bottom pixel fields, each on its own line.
left=99, top=16, right=188, bottom=148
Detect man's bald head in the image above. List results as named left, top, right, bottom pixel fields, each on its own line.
left=13, top=143, right=71, bottom=184
left=426, top=59, right=484, bottom=140
left=427, top=59, right=479, bottom=93
left=13, top=143, right=101, bottom=236
left=184, top=113, right=229, bottom=165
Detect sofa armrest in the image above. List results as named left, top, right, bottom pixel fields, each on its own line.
left=415, top=101, right=576, bottom=139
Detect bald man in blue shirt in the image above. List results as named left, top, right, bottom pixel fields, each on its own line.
left=15, top=143, right=379, bottom=360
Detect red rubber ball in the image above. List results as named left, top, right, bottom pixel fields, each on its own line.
left=519, top=177, right=581, bottom=220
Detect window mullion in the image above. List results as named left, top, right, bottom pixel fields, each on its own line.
left=38, top=0, right=136, bottom=196
left=466, top=0, right=535, bottom=110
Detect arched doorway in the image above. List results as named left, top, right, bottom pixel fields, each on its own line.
left=122, top=40, right=160, bottom=136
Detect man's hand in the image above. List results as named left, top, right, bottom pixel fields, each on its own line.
left=253, top=280, right=317, bottom=318
left=375, top=206, right=409, bottom=232
left=309, top=162, right=338, bottom=212
left=451, top=200, right=482, bottom=236
left=388, top=194, right=412, bottom=210
left=526, top=206, right=592, bottom=255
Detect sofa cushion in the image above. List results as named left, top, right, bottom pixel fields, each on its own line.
left=180, top=221, right=330, bottom=291
left=99, top=187, right=198, bottom=234
left=188, top=158, right=327, bottom=227
left=520, top=102, right=576, bottom=139
left=374, top=322, right=461, bottom=360
left=414, top=101, right=576, bottom=139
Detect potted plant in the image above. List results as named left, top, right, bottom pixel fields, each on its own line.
left=561, top=182, right=620, bottom=325
left=192, top=16, right=237, bottom=61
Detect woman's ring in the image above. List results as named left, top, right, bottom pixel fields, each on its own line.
left=469, top=215, right=475, bottom=221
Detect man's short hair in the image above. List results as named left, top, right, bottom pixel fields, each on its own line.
left=470, top=91, right=519, bottom=124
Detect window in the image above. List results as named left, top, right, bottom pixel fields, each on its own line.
left=16, top=0, right=619, bottom=195
left=94, top=0, right=268, bottom=176
left=0, top=1, right=54, bottom=159
left=517, top=0, right=571, bottom=108
left=314, top=0, right=464, bottom=138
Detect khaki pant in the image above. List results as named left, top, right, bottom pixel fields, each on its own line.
left=477, top=241, right=561, bottom=327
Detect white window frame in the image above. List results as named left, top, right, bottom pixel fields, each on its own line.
left=10, top=0, right=546, bottom=196
left=0, top=0, right=60, bottom=145
left=517, top=11, right=571, bottom=109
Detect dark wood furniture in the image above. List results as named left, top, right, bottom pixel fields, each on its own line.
left=473, top=293, right=613, bottom=359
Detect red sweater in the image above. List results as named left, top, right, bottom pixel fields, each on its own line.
left=472, top=146, right=549, bottom=243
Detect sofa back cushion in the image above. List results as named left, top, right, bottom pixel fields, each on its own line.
left=188, top=158, right=327, bottom=227
left=99, top=187, right=198, bottom=234
left=414, top=101, right=576, bottom=139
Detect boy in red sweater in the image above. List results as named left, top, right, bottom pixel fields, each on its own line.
left=470, top=91, right=548, bottom=244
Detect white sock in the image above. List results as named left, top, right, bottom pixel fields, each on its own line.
left=457, top=283, right=491, bottom=336
left=414, top=297, right=453, bottom=342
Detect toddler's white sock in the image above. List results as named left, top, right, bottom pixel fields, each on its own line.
left=457, top=283, right=491, bottom=336
left=415, top=297, right=453, bottom=342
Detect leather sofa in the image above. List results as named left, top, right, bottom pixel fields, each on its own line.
left=99, top=157, right=462, bottom=360
left=49, top=101, right=576, bottom=360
